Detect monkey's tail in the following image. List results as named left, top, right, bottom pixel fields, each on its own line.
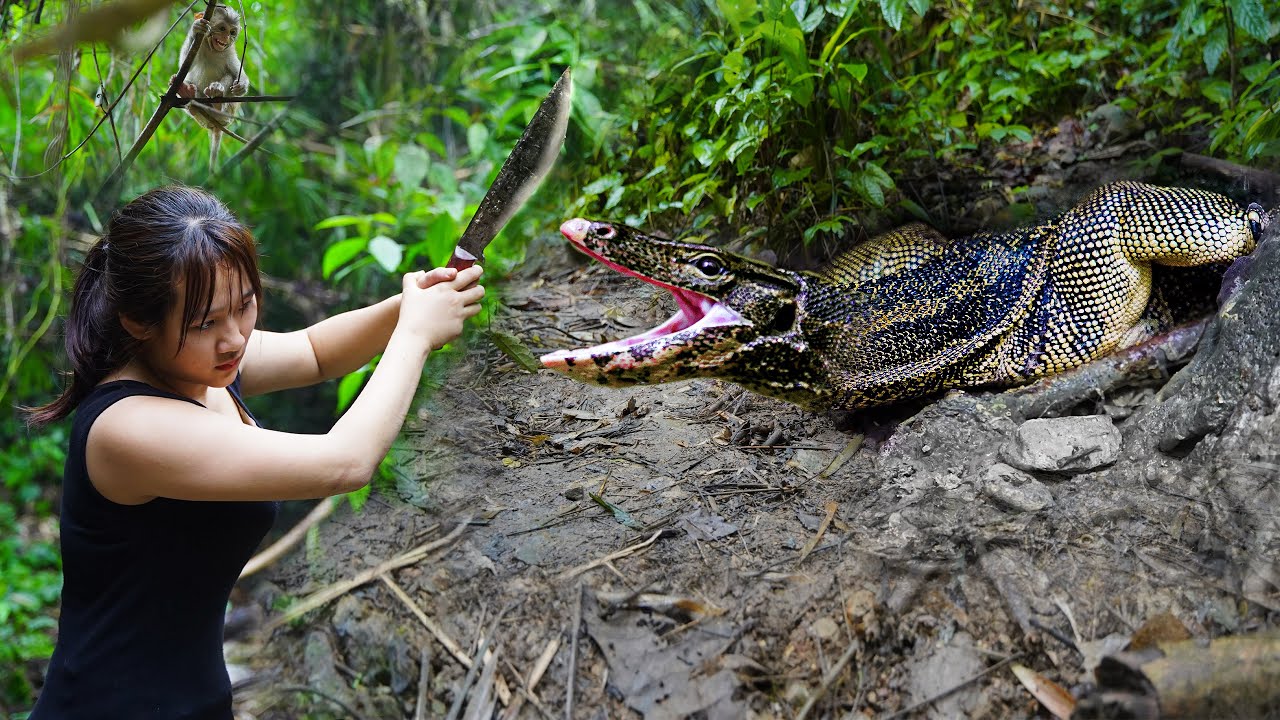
left=209, top=130, right=223, bottom=171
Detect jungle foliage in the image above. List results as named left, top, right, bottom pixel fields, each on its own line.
left=576, top=0, right=1280, bottom=243
left=1, top=0, right=1277, bottom=711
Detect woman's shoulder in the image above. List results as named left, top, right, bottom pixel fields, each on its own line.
left=74, top=380, right=184, bottom=429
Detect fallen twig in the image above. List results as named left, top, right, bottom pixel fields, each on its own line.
left=819, top=435, right=864, bottom=478
left=239, top=498, right=334, bottom=579
left=499, top=636, right=560, bottom=720
left=414, top=644, right=432, bottom=720
left=501, top=662, right=557, bottom=720
left=460, top=649, right=500, bottom=720
left=380, top=573, right=472, bottom=668
left=264, top=519, right=469, bottom=631
left=797, top=640, right=860, bottom=720
left=556, top=529, right=664, bottom=581
left=446, top=603, right=513, bottom=720
left=565, top=584, right=583, bottom=720
left=796, top=501, right=837, bottom=566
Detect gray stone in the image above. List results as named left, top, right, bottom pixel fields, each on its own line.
left=811, top=617, right=839, bottom=641
left=982, top=463, right=1055, bottom=512
left=905, top=631, right=985, bottom=719
left=331, top=595, right=415, bottom=693
left=303, top=630, right=355, bottom=710
left=1001, top=415, right=1120, bottom=473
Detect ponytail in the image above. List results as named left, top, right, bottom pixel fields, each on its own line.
left=24, top=240, right=136, bottom=427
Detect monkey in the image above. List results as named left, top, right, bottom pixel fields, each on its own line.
left=171, top=4, right=251, bottom=169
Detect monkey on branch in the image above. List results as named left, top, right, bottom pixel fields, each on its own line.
left=171, top=4, right=250, bottom=169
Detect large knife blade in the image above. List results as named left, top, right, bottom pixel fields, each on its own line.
left=446, top=67, right=573, bottom=270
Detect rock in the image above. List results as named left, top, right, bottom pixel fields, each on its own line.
left=678, top=509, right=739, bottom=541
left=304, top=630, right=355, bottom=710
left=1001, top=415, right=1120, bottom=473
left=443, top=540, right=497, bottom=582
left=789, top=447, right=832, bottom=476
left=331, top=595, right=415, bottom=693
left=811, top=617, right=839, bottom=641
left=514, top=533, right=554, bottom=566
left=905, top=631, right=985, bottom=719
left=982, top=463, right=1055, bottom=512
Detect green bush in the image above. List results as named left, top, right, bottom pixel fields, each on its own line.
left=571, top=0, right=1278, bottom=244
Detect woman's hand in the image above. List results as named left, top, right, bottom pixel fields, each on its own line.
left=398, top=265, right=485, bottom=350
left=414, top=266, right=462, bottom=289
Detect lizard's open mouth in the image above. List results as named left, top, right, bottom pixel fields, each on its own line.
left=540, top=219, right=747, bottom=370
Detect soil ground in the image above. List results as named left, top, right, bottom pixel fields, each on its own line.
left=235, top=156, right=1280, bottom=719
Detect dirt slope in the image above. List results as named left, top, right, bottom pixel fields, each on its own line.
left=240, top=207, right=1280, bottom=720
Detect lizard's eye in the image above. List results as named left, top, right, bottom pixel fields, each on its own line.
left=590, top=224, right=616, bottom=240
left=692, top=254, right=726, bottom=277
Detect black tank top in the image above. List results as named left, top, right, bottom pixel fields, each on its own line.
left=30, top=379, right=278, bottom=720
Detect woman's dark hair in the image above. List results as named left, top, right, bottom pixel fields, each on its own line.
left=25, top=185, right=262, bottom=427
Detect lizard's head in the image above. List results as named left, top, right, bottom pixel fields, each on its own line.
left=1246, top=202, right=1269, bottom=243
left=542, top=218, right=827, bottom=406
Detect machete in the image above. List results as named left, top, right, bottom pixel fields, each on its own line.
left=445, top=67, right=573, bottom=270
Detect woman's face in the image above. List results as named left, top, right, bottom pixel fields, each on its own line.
left=135, top=263, right=258, bottom=396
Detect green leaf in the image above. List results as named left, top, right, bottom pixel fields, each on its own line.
left=1231, top=0, right=1272, bottom=41
left=345, top=486, right=370, bottom=512
left=803, top=215, right=855, bottom=243
left=393, top=143, right=431, bottom=188
left=841, top=62, right=868, bottom=83
left=336, top=364, right=371, bottom=413
left=467, top=123, right=490, bottom=156
left=772, top=166, right=812, bottom=187
left=863, top=162, right=894, bottom=189
left=907, top=0, right=929, bottom=16
left=427, top=162, right=458, bottom=195
left=423, top=213, right=459, bottom=266
left=1167, top=2, right=1200, bottom=58
left=322, top=238, right=368, bottom=279
left=879, top=0, right=907, bottom=30
left=510, top=28, right=547, bottom=63
left=1201, top=78, right=1234, bottom=108
left=1241, top=60, right=1276, bottom=85
left=859, top=173, right=886, bottom=206
left=490, top=330, right=542, bottom=372
left=605, top=185, right=625, bottom=211
left=718, top=0, right=760, bottom=33
left=589, top=492, right=643, bottom=529
left=582, top=173, right=622, bottom=195
left=314, top=215, right=365, bottom=230
left=898, top=198, right=930, bottom=221
left=367, top=235, right=404, bottom=274
left=1203, top=25, right=1227, bottom=75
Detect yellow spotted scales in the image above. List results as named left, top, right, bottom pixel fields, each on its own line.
left=541, top=182, right=1268, bottom=411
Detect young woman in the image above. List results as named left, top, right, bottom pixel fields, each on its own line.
left=25, top=185, right=485, bottom=719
